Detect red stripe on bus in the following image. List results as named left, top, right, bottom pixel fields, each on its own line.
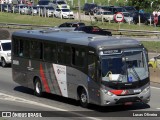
left=40, top=64, right=50, bottom=93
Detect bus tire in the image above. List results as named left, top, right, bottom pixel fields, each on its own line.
left=34, top=78, right=43, bottom=97
left=1, top=58, right=7, bottom=67
left=79, top=88, right=89, bottom=108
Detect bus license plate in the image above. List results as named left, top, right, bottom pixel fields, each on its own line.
left=134, top=89, right=141, bottom=93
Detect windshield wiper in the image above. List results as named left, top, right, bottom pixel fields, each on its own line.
left=131, top=67, right=141, bottom=81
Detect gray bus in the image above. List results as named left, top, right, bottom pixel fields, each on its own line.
left=12, top=29, right=150, bottom=107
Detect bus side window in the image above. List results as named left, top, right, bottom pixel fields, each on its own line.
left=88, top=54, right=96, bottom=81
left=19, top=40, right=23, bottom=57
left=23, top=40, right=30, bottom=58
left=72, top=47, right=85, bottom=67
left=44, top=43, right=57, bottom=63
left=30, top=41, right=42, bottom=60
left=57, top=45, right=71, bottom=65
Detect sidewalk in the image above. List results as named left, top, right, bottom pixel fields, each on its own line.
left=150, top=68, right=160, bottom=84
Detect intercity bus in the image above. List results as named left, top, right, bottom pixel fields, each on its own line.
left=12, top=29, right=150, bottom=107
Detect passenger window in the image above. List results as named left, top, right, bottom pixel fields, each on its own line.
left=44, top=43, right=57, bottom=62
left=57, top=45, right=71, bottom=65
left=30, top=41, right=42, bottom=59
left=23, top=40, right=30, bottom=58
left=72, top=47, right=86, bottom=67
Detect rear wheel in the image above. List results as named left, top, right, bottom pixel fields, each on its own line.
left=1, top=58, right=7, bottom=67
left=79, top=88, right=89, bottom=108
left=34, top=78, right=43, bottom=97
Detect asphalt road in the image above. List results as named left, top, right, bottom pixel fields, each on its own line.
left=0, top=67, right=160, bottom=120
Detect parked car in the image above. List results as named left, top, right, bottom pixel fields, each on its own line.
left=74, top=26, right=112, bottom=36
left=108, top=6, right=127, bottom=14
left=148, top=54, right=160, bottom=69
left=0, top=4, right=12, bottom=12
left=38, top=0, right=53, bottom=7
left=122, top=12, right=133, bottom=23
left=41, top=6, right=54, bottom=17
left=0, top=40, right=11, bottom=67
left=54, top=8, right=74, bottom=19
left=29, top=6, right=38, bottom=15
left=12, top=4, right=31, bottom=15
left=83, top=3, right=97, bottom=15
left=52, top=0, right=70, bottom=9
left=133, top=12, right=154, bottom=25
left=122, top=6, right=138, bottom=16
left=94, top=11, right=114, bottom=22
left=59, top=22, right=85, bottom=27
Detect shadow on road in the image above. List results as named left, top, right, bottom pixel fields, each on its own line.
left=14, top=86, right=150, bottom=114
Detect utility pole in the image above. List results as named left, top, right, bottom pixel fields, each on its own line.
left=78, top=0, right=81, bottom=21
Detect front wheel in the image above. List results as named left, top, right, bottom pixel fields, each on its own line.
left=1, top=58, right=7, bottom=67
left=34, top=78, right=43, bottom=97
left=79, top=88, right=89, bottom=108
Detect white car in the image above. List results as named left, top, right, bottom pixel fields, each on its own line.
left=0, top=40, right=11, bottom=67
left=53, top=0, right=70, bottom=9
left=94, top=11, right=114, bottom=22
left=54, top=8, right=74, bottom=19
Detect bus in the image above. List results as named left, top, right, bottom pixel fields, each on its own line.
left=12, top=29, right=150, bottom=107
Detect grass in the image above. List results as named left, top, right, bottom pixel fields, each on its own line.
left=0, top=12, right=160, bottom=53
left=141, top=41, right=160, bottom=53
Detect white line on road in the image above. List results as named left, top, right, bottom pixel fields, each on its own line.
left=156, top=108, right=160, bottom=109
left=0, top=92, right=102, bottom=120
left=151, top=86, right=160, bottom=90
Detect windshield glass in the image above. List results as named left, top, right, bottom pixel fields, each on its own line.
left=101, top=50, right=148, bottom=83
left=2, top=42, right=11, bottom=51
left=57, top=1, right=66, bottom=4
left=62, top=9, right=70, bottom=12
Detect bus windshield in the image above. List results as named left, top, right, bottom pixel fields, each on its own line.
left=101, top=50, right=148, bottom=83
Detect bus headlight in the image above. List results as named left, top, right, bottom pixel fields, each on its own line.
left=102, top=89, right=114, bottom=96
left=142, top=86, right=150, bottom=94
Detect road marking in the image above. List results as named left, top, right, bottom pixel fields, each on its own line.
left=0, top=92, right=102, bottom=120
left=151, top=86, right=160, bottom=90
left=157, top=108, right=160, bottom=110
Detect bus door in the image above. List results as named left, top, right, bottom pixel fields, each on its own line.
left=88, top=53, right=101, bottom=104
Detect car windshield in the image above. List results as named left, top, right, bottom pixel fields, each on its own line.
left=57, top=1, right=66, bottom=4
left=101, top=50, right=148, bottom=83
left=62, top=9, right=70, bottom=12
left=123, top=13, right=130, bottom=17
left=1, top=42, right=11, bottom=51
left=144, top=13, right=152, bottom=18
left=46, top=7, right=54, bottom=10
left=124, top=7, right=136, bottom=12
left=116, top=8, right=126, bottom=12
left=103, top=11, right=112, bottom=15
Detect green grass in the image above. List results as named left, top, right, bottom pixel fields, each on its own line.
left=69, top=0, right=126, bottom=7
left=141, top=41, right=160, bottom=53
left=0, top=12, right=160, bottom=53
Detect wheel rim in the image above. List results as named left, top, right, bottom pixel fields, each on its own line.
left=2, top=59, right=5, bottom=67
left=81, top=93, right=87, bottom=103
left=36, top=81, right=41, bottom=94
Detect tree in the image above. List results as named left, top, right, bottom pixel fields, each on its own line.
left=128, top=0, right=160, bottom=11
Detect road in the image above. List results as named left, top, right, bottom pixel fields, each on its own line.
left=0, top=67, right=159, bottom=120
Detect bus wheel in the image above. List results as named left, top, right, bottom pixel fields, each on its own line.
left=1, top=58, right=7, bottom=67
left=34, top=78, right=43, bottom=97
left=79, top=88, right=89, bottom=108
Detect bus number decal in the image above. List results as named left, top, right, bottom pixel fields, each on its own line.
left=53, top=64, right=68, bottom=97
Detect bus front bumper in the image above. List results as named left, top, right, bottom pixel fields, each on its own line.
left=100, top=86, right=150, bottom=106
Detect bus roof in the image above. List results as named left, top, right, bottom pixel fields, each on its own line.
left=12, top=29, right=142, bottom=49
